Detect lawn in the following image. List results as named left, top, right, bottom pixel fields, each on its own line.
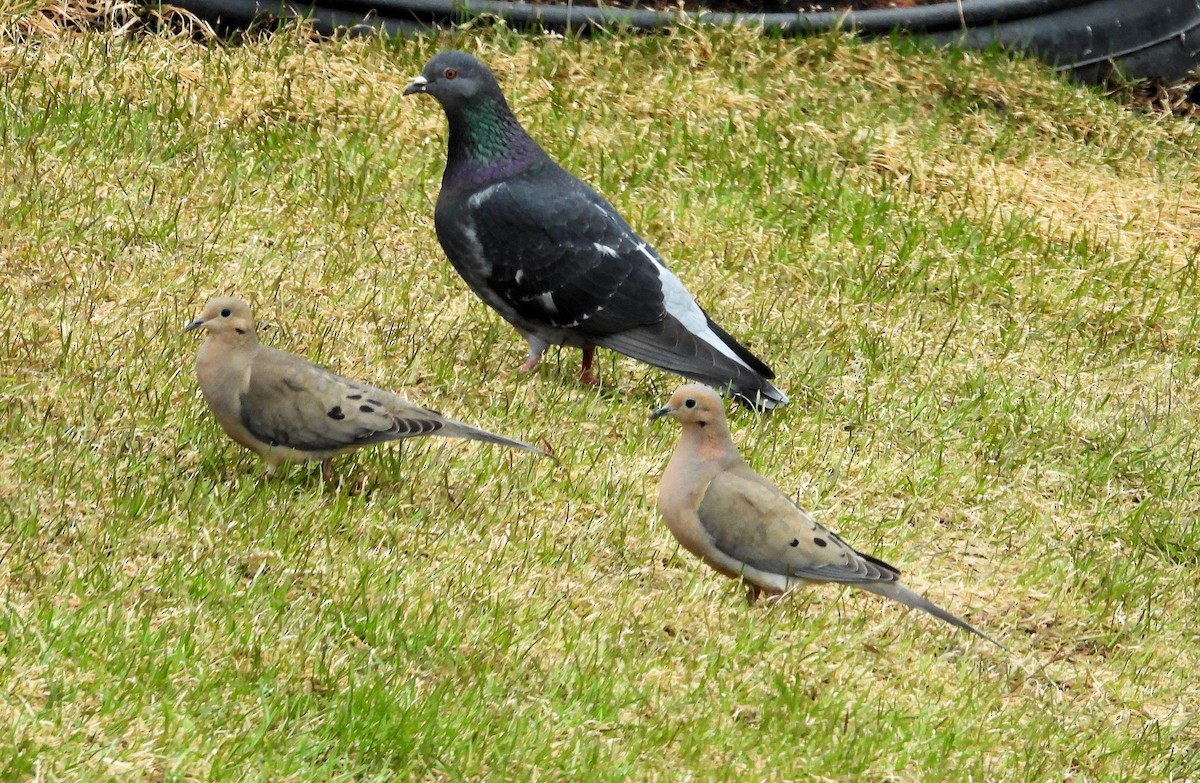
left=1, top=7, right=1199, bottom=781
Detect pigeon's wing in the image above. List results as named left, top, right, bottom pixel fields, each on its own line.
left=436, top=164, right=670, bottom=336
left=437, top=163, right=786, bottom=409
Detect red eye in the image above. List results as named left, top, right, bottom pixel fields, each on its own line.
left=444, top=68, right=458, bottom=80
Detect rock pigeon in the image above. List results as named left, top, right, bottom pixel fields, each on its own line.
left=652, top=384, right=1004, bottom=648
left=404, top=50, right=787, bottom=410
left=187, top=296, right=550, bottom=481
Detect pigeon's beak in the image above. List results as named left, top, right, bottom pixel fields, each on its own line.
left=403, top=75, right=428, bottom=96
left=649, top=404, right=675, bottom=422
left=184, top=317, right=205, bottom=332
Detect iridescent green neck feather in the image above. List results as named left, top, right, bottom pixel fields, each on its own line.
left=443, top=97, right=544, bottom=190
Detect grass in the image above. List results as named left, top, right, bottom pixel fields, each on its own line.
left=2, top=7, right=1200, bottom=781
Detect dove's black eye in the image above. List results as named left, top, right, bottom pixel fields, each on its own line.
left=220, top=308, right=231, bottom=317
left=444, top=67, right=458, bottom=80
left=684, top=398, right=697, bottom=409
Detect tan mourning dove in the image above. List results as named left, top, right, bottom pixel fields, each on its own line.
left=652, top=384, right=1003, bottom=648
left=186, top=296, right=549, bottom=481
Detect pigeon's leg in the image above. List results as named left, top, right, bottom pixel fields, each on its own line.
left=321, top=458, right=334, bottom=484
left=745, top=584, right=761, bottom=605
left=578, top=347, right=599, bottom=387
left=518, top=334, right=549, bottom=373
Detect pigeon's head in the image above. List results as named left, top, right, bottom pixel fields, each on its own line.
left=186, top=296, right=257, bottom=341
left=650, top=384, right=729, bottom=430
left=403, top=51, right=502, bottom=107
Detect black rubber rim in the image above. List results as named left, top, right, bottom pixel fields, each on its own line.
left=169, top=0, right=1200, bottom=83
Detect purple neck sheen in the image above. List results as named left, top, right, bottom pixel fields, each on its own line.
left=442, top=98, right=545, bottom=190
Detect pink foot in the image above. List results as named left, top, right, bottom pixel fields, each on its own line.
left=518, top=357, right=541, bottom=373
left=321, top=459, right=334, bottom=484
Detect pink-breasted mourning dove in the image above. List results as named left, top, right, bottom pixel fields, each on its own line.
left=652, top=384, right=1004, bottom=648
left=186, top=296, right=549, bottom=481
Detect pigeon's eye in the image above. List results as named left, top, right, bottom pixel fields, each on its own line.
left=220, top=308, right=232, bottom=317
left=443, top=67, right=458, bottom=80
left=684, top=398, right=697, bottom=409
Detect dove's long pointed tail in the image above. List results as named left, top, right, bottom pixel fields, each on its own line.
left=860, top=581, right=1007, bottom=651
left=442, top=422, right=552, bottom=458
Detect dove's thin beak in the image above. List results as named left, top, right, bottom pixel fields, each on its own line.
left=403, top=75, right=428, bottom=96
left=184, top=318, right=204, bottom=332
left=649, top=404, right=674, bottom=421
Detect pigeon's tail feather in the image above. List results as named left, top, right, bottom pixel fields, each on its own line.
left=704, top=315, right=774, bottom=379
left=733, top=378, right=788, bottom=411
left=598, top=318, right=788, bottom=411
left=441, top=421, right=552, bottom=458
left=859, top=581, right=1007, bottom=650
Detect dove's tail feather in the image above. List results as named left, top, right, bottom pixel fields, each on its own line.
left=597, top=316, right=788, bottom=411
left=859, top=581, right=1007, bottom=651
left=441, top=422, right=552, bottom=458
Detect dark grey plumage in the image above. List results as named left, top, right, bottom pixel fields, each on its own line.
left=404, top=51, right=787, bottom=410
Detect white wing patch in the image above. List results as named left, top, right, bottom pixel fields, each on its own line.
left=468, top=183, right=504, bottom=209
left=648, top=247, right=747, bottom=368
left=457, top=223, right=491, bottom=276
left=593, top=242, right=619, bottom=258
left=538, top=292, right=557, bottom=315
left=563, top=304, right=602, bottom=328
left=636, top=242, right=662, bottom=268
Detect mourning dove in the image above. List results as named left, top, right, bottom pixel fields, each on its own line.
left=186, top=296, right=549, bottom=481
left=652, top=384, right=1004, bottom=648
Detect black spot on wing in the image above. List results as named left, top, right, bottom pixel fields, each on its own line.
left=239, top=365, right=353, bottom=452
left=704, top=505, right=902, bottom=586
left=328, top=406, right=345, bottom=420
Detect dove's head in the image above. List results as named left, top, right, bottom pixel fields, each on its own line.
left=403, top=51, right=501, bottom=106
left=186, top=297, right=257, bottom=343
left=650, top=384, right=730, bottom=431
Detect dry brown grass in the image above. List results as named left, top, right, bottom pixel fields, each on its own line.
left=0, top=0, right=214, bottom=38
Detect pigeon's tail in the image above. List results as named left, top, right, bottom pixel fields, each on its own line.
left=858, top=581, right=1007, bottom=651
left=734, top=378, right=788, bottom=411
left=441, top=421, right=553, bottom=459
left=704, top=316, right=788, bottom=410
left=598, top=317, right=788, bottom=411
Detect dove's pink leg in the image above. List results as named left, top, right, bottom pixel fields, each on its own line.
left=579, top=348, right=599, bottom=387
left=322, top=459, right=334, bottom=484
